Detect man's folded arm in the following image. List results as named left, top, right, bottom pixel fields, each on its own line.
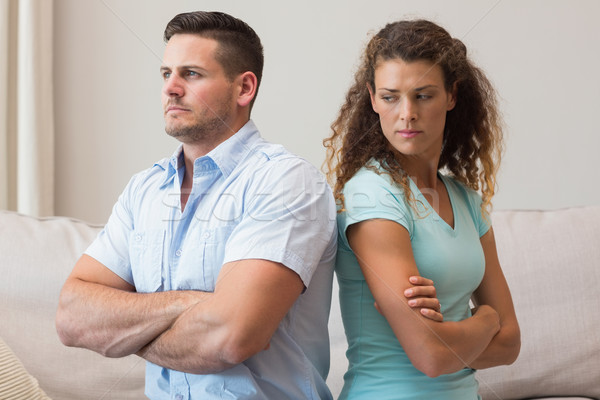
left=136, top=258, right=304, bottom=374
left=55, top=254, right=206, bottom=357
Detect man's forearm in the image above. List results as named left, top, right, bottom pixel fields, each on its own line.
left=136, top=298, right=238, bottom=374
left=56, top=278, right=204, bottom=358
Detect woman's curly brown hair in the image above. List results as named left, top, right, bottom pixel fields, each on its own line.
left=323, top=19, right=503, bottom=213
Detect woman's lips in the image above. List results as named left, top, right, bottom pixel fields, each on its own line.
left=398, top=129, right=421, bottom=138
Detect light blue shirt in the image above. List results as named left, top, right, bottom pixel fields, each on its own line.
left=86, top=120, right=337, bottom=400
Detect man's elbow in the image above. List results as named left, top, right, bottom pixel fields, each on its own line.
left=55, top=302, right=118, bottom=358
left=217, top=330, right=269, bottom=367
left=219, top=341, right=262, bottom=366
left=177, top=340, right=258, bottom=374
left=55, top=301, right=79, bottom=348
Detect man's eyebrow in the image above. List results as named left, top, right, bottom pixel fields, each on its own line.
left=160, top=65, right=206, bottom=72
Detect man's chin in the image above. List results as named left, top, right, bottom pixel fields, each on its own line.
left=165, top=124, right=210, bottom=143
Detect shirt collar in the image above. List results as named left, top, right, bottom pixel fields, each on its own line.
left=154, top=120, right=261, bottom=187
left=207, top=120, right=260, bottom=178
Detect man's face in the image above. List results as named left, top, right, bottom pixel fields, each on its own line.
left=161, top=34, right=236, bottom=143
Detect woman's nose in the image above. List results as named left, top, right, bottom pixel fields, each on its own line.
left=399, top=99, right=417, bottom=121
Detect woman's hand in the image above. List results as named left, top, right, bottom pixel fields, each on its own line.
left=374, top=275, right=443, bottom=322
left=405, top=276, right=443, bottom=322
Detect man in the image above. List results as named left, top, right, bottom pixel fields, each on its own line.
left=56, top=11, right=336, bottom=399
left=56, top=11, right=441, bottom=399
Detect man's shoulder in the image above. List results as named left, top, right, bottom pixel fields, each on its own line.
left=121, top=157, right=173, bottom=195
left=244, top=140, right=324, bottom=181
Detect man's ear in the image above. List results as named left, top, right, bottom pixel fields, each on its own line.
left=367, top=83, right=378, bottom=114
left=236, top=71, right=258, bottom=108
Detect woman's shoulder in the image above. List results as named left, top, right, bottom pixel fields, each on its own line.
left=344, top=160, right=399, bottom=192
left=339, top=161, right=413, bottom=228
left=440, top=174, right=481, bottom=202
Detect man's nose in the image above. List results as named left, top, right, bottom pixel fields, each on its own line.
left=163, top=74, right=184, bottom=97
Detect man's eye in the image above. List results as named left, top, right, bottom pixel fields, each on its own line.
left=162, top=72, right=171, bottom=79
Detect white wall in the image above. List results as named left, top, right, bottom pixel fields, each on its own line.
left=54, top=0, right=600, bottom=223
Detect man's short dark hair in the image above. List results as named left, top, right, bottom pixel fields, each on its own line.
left=164, top=11, right=264, bottom=108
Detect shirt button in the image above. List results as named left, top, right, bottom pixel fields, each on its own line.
left=202, top=232, right=210, bottom=239
left=175, top=249, right=182, bottom=257
left=174, top=395, right=183, bottom=400
left=135, top=234, right=142, bottom=241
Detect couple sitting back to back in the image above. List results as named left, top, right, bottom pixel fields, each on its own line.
left=55, top=11, right=520, bottom=400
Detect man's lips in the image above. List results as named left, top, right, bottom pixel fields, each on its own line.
left=398, top=129, right=421, bottom=138
left=165, top=106, right=190, bottom=113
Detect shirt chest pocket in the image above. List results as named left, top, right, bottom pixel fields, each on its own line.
left=129, top=230, right=164, bottom=293
left=176, top=224, right=236, bottom=292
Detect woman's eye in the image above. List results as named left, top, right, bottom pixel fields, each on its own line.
left=417, top=94, right=432, bottom=100
left=382, top=96, right=396, bottom=103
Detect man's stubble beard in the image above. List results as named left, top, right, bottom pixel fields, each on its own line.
left=165, top=98, right=233, bottom=143
left=165, top=114, right=230, bottom=143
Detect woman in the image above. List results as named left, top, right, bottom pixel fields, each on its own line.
left=324, top=19, right=520, bottom=399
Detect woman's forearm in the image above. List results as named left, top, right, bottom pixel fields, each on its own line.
left=467, top=318, right=520, bottom=369
left=406, top=304, right=500, bottom=377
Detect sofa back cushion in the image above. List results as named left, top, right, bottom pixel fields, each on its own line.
left=477, top=206, right=600, bottom=399
left=0, top=211, right=145, bottom=400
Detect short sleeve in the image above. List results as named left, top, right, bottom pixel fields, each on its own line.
left=222, top=157, right=337, bottom=287
left=462, top=183, right=491, bottom=238
left=338, top=167, right=413, bottom=247
left=84, top=174, right=139, bottom=285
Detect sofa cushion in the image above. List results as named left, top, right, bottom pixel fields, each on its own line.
left=0, top=337, right=51, bottom=399
left=0, top=211, right=145, bottom=400
left=477, top=206, right=600, bottom=399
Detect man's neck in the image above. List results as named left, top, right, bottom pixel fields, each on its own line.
left=178, top=118, right=249, bottom=211
left=182, top=117, right=249, bottom=169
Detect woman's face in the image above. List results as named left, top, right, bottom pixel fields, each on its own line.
left=369, top=58, right=456, bottom=163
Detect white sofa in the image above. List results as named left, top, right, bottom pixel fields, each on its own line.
left=1, top=206, right=599, bottom=399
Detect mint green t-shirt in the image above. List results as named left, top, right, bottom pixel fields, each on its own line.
left=336, top=165, right=491, bottom=400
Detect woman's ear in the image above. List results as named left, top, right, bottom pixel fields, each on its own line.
left=367, top=83, right=378, bottom=114
left=447, top=81, right=458, bottom=111
left=236, top=71, right=258, bottom=108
